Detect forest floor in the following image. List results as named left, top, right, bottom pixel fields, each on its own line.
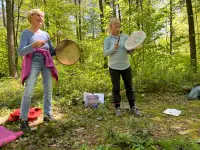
left=1, top=78, right=200, bottom=150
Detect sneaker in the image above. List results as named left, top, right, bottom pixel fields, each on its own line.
left=115, top=107, right=121, bottom=116
left=43, top=115, right=54, bottom=122
left=130, top=106, right=141, bottom=117
left=20, top=120, right=30, bottom=131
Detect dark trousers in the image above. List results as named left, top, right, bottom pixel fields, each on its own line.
left=109, top=67, right=135, bottom=108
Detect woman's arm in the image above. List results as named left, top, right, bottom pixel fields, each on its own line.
left=103, top=37, right=116, bottom=57
left=18, top=31, right=35, bottom=56
left=46, top=33, right=56, bottom=56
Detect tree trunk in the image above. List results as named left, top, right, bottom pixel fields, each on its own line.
left=43, top=0, right=50, bottom=29
left=136, top=0, right=140, bottom=29
left=195, top=0, right=199, bottom=48
left=112, top=0, right=116, bottom=17
left=140, top=0, right=144, bottom=30
left=34, top=0, right=38, bottom=7
left=15, top=0, right=23, bottom=68
left=2, top=0, right=6, bottom=27
left=169, top=0, right=173, bottom=54
left=99, top=0, right=108, bottom=68
left=128, top=0, right=131, bottom=35
left=56, top=20, right=61, bottom=44
left=15, top=0, right=23, bottom=48
left=6, top=0, right=18, bottom=78
left=148, top=0, right=151, bottom=5
left=12, top=0, right=15, bottom=43
left=117, top=3, right=121, bottom=22
left=186, top=0, right=197, bottom=72
left=78, top=0, right=82, bottom=41
left=74, top=0, right=79, bottom=40
left=105, top=0, right=110, bottom=6
left=99, top=0, right=105, bottom=32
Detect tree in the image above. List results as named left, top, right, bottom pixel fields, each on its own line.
left=14, top=0, right=23, bottom=68
left=74, top=0, right=82, bottom=41
left=128, top=0, right=131, bottom=35
left=112, top=0, right=116, bottom=17
left=99, top=0, right=108, bottom=68
left=186, top=0, right=197, bottom=72
left=1, top=0, right=6, bottom=27
left=99, top=0, right=104, bottom=32
left=136, top=0, right=140, bottom=29
left=78, top=0, right=82, bottom=41
left=117, top=3, right=121, bottom=22
left=169, top=0, right=173, bottom=54
left=6, top=0, right=18, bottom=78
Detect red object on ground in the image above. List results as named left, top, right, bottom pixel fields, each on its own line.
left=0, top=126, right=24, bottom=147
left=8, top=108, right=42, bottom=122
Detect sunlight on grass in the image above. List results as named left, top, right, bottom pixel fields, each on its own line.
left=1, top=79, right=200, bottom=149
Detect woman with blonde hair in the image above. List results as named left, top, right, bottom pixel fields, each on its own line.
left=18, top=9, right=58, bottom=130
left=104, top=18, right=141, bottom=116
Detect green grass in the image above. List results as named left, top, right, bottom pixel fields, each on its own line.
left=157, top=137, right=200, bottom=150
left=0, top=78, right=200, bottom=149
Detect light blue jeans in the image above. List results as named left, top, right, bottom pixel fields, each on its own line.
left=20, top=55, right=52, bottom=120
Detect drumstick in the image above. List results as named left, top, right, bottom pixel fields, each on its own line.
left=117, top=31, right=123, bottom=43
left=45, top=30, right=63, bottom=42
left=45, top=35, right=56, bottom=42
left=114, top=35, right=120, bottom=51
left=117, top=36, right=120, bottom=43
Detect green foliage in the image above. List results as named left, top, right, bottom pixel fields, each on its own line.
left=0, top=78, right=23, bottom=111
left=0, top=28, right=9, bottom=76
left=0, top=0, right=199, bottom=93
left=157, top=137, right=200, bottom=150
left=103, top=117, right=157, bottom=150
left=1, top=77, right=200, bottom=149
left=1, top=0, right=200, bottom=149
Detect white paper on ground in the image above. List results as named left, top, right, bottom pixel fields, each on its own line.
left=83, top=92, right=92, bottom=102
left=163, top=108, right=181, bottom=116
left=83, top=92, right=104, bottom=107
left=83, top=92, right=104, bottom=103
left=94, top=93, right=104, bottom=103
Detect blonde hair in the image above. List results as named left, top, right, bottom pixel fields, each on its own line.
left=107, top=18, right=120, bottom=34
left=27, top=9, right=44, bottom=23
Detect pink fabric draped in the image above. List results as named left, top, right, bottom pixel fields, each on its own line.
left=21, top=48, right=58, bottom=85
left=0, top=126, right=24, bottom=147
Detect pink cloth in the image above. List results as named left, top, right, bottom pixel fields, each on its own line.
left=0, top=126, right=23, bottom=147
left=21, top=48, right=58, bottom=85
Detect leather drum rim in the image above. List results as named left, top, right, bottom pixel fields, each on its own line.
left=55, top=39, right=81, bottom=65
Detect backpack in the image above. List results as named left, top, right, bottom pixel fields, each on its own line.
left=187, top=84, right=200, bottom=100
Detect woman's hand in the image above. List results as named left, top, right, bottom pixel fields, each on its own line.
left=114, top=43, right=119, bottom=51
left=127, top=49, right=136, bottom=54
left=31, top=40, right=46, bottom=48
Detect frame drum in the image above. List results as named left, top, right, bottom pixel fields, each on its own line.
left=55, top=39, right=81, bottom=65
left=125, top=31, right=146, bottom=50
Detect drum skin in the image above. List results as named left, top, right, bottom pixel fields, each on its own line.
left=125, top=31, right=146, bottom=50
left=55, top=39, right=81, bottom=65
